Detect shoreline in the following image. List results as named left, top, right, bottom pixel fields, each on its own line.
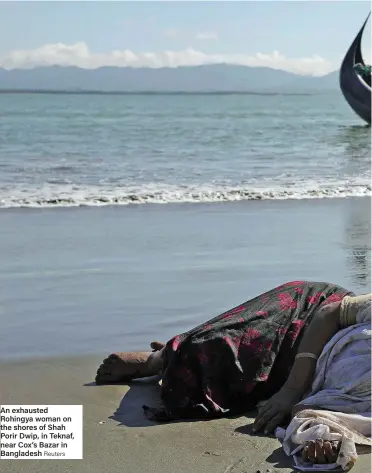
left=0, top=194, right=370, bottom=213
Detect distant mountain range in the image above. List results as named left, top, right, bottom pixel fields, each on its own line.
left=0, top=64, right=340, bottom=93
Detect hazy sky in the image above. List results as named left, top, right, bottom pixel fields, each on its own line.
left=0, top=1, right=370, bottom=75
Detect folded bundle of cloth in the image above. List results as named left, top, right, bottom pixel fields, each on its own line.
left=276, top=409, right=371, bottom=471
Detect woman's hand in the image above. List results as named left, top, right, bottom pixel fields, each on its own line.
left=302, top=439, right=340, bottom=464
left=252, top=386, right=302, bottom=434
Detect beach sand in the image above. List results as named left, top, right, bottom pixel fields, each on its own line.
left=0, top=356, right=371, bottom=473
left=0, top=197, right=371, bottom=471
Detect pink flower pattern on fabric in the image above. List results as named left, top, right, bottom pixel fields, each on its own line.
left=278, top=293, right=297, bottom=310
left=287, top=320, right=305, bottom=341
left=256, top=311, right=268, bottom=317
left=222, top=304, right=247, bottom=319
left=325, top=293, right=345, bottom=303
left=280, top=281, right=305, bottom=287
left=308, top=292, right=324, bottom=305
left=171, top=335, right=181, bottom=351
left=154, top=282, right=353, bottom=422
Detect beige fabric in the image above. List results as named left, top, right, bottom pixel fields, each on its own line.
left=276, top=409, right=372, bottom=471
left=340, top=294, right=372, bottom=328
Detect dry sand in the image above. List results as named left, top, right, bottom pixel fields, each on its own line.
left=0, top=356, right=370, bottom=473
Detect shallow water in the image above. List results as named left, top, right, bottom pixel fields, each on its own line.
left=0, top=92, right=370, bottom=207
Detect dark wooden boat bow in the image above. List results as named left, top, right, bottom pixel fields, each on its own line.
left=339, top=13, right=371, bottom=124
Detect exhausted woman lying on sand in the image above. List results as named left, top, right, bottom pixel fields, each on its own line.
left=95, top=281, right=371, bottom=469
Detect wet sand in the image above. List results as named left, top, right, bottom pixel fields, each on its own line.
left=0, top=197, right=370, bottom=360
left=0, top=356, right=370, bottom=473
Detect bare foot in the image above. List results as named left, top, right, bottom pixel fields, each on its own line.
left=302, top=439, right=341, bottom=464
left=95, top=351, right=154, bottom=385
left=151, top=341, right=166, bottom=351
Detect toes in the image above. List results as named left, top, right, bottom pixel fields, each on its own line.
left=95, top=375, right=110, bottom=385
left=95, top=356, right=119, bottom=384
left=106, top=354, right=121, bottom=361
left=96, top=354, right=120, bottom=374
left=95, top=353, right=144, bottom=385
left=97, top=362, right=112, bottom=375
left=95, top=372, right=112, bottom=384
left=95, top=363, right=113, bottom=384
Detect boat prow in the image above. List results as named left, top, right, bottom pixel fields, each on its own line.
left=339, top=13, right=371, bottom=124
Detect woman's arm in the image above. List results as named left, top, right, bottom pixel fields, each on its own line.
left=252, top=301, right=342, bottom=434
left=284, top=301, right=341, bottom=394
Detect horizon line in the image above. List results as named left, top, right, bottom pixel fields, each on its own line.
left=0, top=89, right=339, bottom=95
left=0, top=63, right=339, bottom=77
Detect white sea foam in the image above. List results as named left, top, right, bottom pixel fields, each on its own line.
left=0, top=179, right=370, bottom=209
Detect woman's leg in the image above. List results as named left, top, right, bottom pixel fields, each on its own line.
left=95, top=341, right=166, bottom=385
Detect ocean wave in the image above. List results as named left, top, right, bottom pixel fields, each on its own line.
left=0, top=181, right=370, bottom=209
